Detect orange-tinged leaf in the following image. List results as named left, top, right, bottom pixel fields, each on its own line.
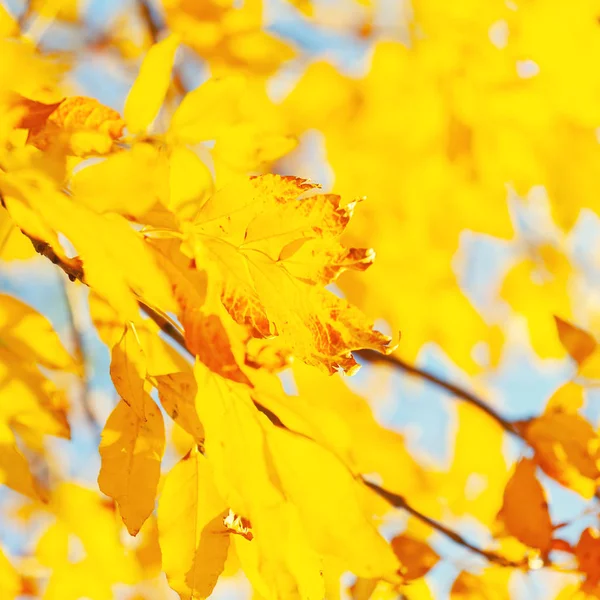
left=390, top=535, right=439, bottom=580
left=497, top=459, right=553, bottom=555
left=98, top=396, right=165, bottom=536
left=183, top=311, right=251, bottom=385
left=0, top=441, right=46, bottom=501
left=125, top=34, right=180, bottom=134
left=520, top=411, right=600, bottom=498
left=554, top=316, right=597, bottom=365
left=28, top=96, right=125, bottom=156
left=10, top=94, right=63, bottom=130
left=157, top=447, right=230, bottom=600
left=186, top=174, right=393, bottom=374
left=110, top=326, right=147, bottom=420
left=576, top=528, right=600, bottom=587
left=155, top=372, right=204, bottom=444
left=450, top=569, right=511, bottom=600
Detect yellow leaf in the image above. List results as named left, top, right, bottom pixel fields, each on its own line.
left=554, top=316, right=597, bottom=365
left=437, top=402, right=509, bottom=523
left=48, top=483, right=140, bottom=585
left=98, top=396, right=165, bottom=536
left=155, top=372, right=205, bottom=444
left=0, top=441, right=46, bottom=501
left=110, top=326, right=147, bottom=420
left=186, top=175, right=392, bottom=374
left=497, top=458, right=553, bottom=555
left=169, top=76, right=244, bottom=144
left=0, top=5, right=18, bottom=37
left=71, top=143, right=169, bottom=217
left=168, top=146, right=214, bottom=221
left=0, top=347, right=70, bottom=440
left=0, top=293, right=77, bottom=372
left=157, top=447, right=231, bottom=600
left=1, top=166, right=176, bottom=320
left=544, top=382, right=585, bottom=413
left=0, top=207, right=36, bottom=260
left=451, top=569, right=512, bottom=600
left=195, top=361, right=399, bottom=582
left=390, top=535, right=439, bottom=581
left=125, top=34, right=180, bottom=134
left=31, top=0, right=81, bottom=22
left=194, top=361, right=326, bottom=598
left=266, top=426, right=400, bottom=579
left=183, top=311, right=251, bottom=385
left=88, top=291, right=190, bottom=377
left=0, top=546, right=21, bottom=600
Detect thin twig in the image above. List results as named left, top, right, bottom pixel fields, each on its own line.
left=363, top=480, right=528, bottom=569
left=18, top=0, right=33, bottom=29
left=357, top=350, right=523, bottom=438
left=57, top=274, right=98, bottom=431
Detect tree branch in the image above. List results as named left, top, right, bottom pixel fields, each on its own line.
left=20, top=228, right=532, bottom=570
left=357, top=350, right=523, bottom=439
left=363, top=480, right=528, bottom=569
left=57, top=274, right=99, bottom=432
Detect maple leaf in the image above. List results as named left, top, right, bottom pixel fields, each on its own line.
left=183, top=174, right=393, bottom=374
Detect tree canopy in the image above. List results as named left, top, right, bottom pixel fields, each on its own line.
left=1, top=1, right=600, bottom=599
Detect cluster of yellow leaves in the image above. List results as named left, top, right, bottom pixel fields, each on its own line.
left=0, top=5, right=421, bottom=600
left=4, top=0, right=600, bottom=599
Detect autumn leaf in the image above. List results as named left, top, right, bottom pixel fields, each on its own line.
left=390, top=534, right=439, bottom=580
left=155, top=372, right=204, bottom=444
left=110, top=326, right=148, bottom=421
left=450, top=569, right=511, bottom=600
left=496, top=458, right=553, bottom=556
left=27, top=96, right=125, bottom=156
left=517, top=384, right=600, bottom=498
left=158, top=447, right=231, bottom=600
left=576, top=528, right=600, bottom=589
left=125, top=33, right=180, bottom=134
left=98, top=396, right=165, bottom=536
left=184, top=174, right=393, bottom=374
left=554, top=316, right=597, bottom=365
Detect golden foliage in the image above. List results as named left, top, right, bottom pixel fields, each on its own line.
left=1, top=1, right=600, bottom=599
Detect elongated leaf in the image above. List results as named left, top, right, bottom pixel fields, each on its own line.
left=98, top=396, right=165, bottom=535
left=125, top=34, right=180, bottom=134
